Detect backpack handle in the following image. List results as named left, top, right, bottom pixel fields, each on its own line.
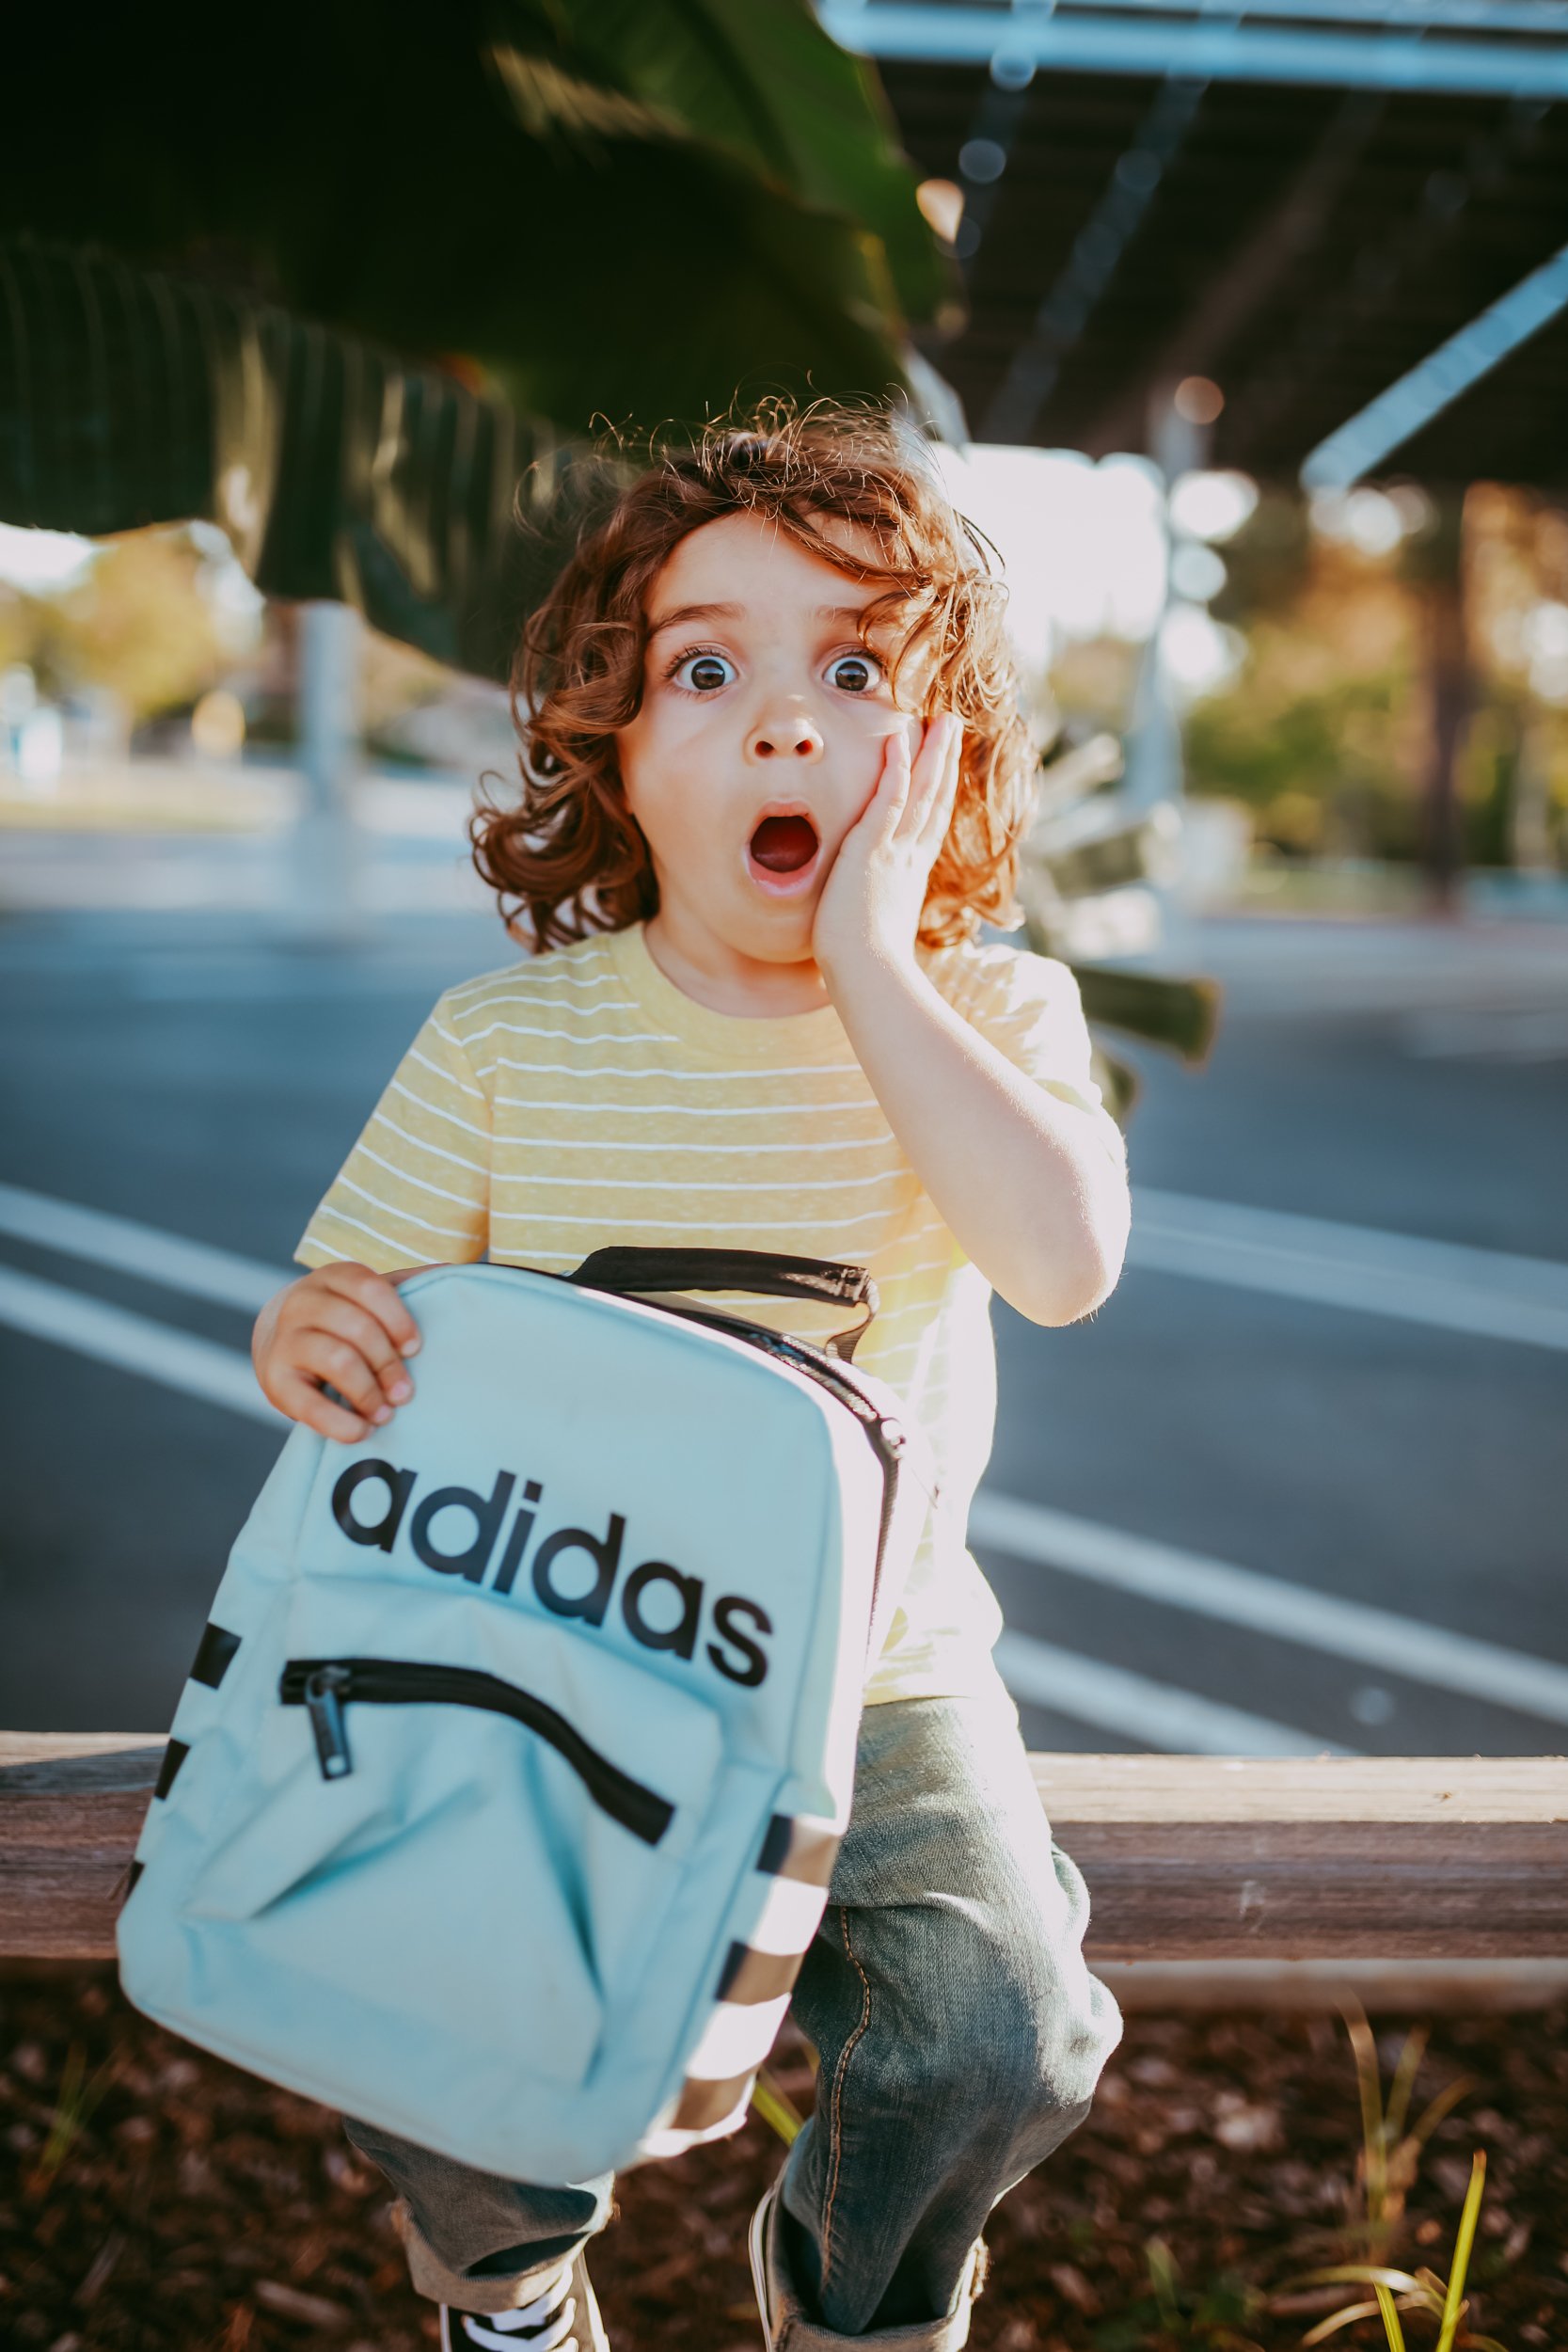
left=567, top=1247, right=879, bottom=1361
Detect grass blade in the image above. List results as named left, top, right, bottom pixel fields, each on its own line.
left=1341, top=2003, right=1388, bottom=2217
left=1146, top=2235, right=1183, bottom=2329
left=1434, top=2153, right=1486, bottom=2352
left=1293, top=2266, right=1423, bottom=2293
left=27, top=2042, right=119, bottom=2195
left=1383, top=2028, right=1428, bottom=2149
left=1373, top=2282, right=1410, bottom=2352
left=750, top=2069, right=803, bottom=2148
left=1302, top=2300, right=1385, bottom=2345
left=1406, top=2074, right=1479, bottom=2155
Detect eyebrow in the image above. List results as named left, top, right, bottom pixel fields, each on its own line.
left=645, top=598, right=873, bottom=640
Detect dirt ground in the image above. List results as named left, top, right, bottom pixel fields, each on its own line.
left=1, top=1975, right=1563, bottom=2352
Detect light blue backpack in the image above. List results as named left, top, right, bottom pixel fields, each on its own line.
left=118, top=1251, right=929, bottom=2182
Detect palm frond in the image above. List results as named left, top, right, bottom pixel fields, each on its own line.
left=1071, top=966, right=1221, bottom=1065
left=0, top=238, right=608, bottom=681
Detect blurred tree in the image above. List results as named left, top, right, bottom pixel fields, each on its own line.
left=1188, top=493, right=1428, bottom=864
left=0, top=591, right=31, bottom=678
left=1465, top=485, right=1568, bottom=872
left=1187, top=485, right=1568, bottom=877
left=38, top=537, right=232, bottom=724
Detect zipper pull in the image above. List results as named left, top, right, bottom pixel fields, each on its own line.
left=304, top=1665, right=354, bottom=1781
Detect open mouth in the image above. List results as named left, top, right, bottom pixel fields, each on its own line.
left=748, top=813, right=820, bottom=879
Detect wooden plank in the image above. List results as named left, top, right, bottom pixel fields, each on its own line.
left=0, top=1738, right=164, bottom=1960
left=3, top=1737, right=1567, bottom=1963
left=1034, top=1755, right=1568, bottom=1960
left=1098, top=1959, right=1568, bottom=2012
left=1031, top=1754, right=1568, bottom=1822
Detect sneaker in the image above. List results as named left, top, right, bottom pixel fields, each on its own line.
left=440, top=2251, right=608, bottom=2352
left=748, top=2178, right=786, bottom=2349
left=750, top=2177, right=988, bottom=2349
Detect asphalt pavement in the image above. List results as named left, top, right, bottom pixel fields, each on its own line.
left=2, top=893, right=1564, bottom=1758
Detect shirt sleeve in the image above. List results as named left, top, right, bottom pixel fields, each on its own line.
left=940, top=940, right=1127, bottom=1170
left=293, top=993, right=492, bottom=1273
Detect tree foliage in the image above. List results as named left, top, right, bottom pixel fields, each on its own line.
left=0, top=3, right=949, bottom=677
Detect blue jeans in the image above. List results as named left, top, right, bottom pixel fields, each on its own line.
left=346, top=1693, right=1123, bottom=2346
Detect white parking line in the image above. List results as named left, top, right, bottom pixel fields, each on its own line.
left=0, top=1258, right=1345, bottom=1757
left=969, top=1489, right=1568, bottom=1729
left=994, top=1632, right=1355, bottom=1757
left=6, top=1176, right=1568, bottom=1352
left=2, top=1183, right=1563, bottom=1743
left=0, top=1263, right=285, bottom=1427
left=0, top=1261, right=1504, bottom=1759
left=1129, top=1186, right=1568, bottom=1352
left=0, top=1182, right=279, bottom=1311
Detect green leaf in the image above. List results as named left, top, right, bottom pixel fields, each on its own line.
left=1382, top=2026, right=1430, bottom=2151
left=750, top=2067, right=804, bottom=2147
left=1301, top=2301, right=1386, bottom=2347
left=0, top=3, right=961, bottom=672
left=1293, top=2267, right=1424, bottom=2294
left=1032, top=829, right=1151, bottom=900
left=1406, top=2073, right=1480, bottom=2157
left=1144, top=2233, right=1183, bottom=2329
left=0, top=237, right=615, bottom=682
left=0, top=6, right=931, bottom=444
left=1090, top=1046, right=1140, bottom=1130
left=1069, top=967, right=1222, bottom=1065
left=1435, top=2153, right=1486, bottom=2352
left=491, top=0, right=950, bottom=326
left=1373, top=2283, right=1410, bottom=2352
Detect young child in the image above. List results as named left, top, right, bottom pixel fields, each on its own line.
left=251, top=407, right=1131, bottom=2352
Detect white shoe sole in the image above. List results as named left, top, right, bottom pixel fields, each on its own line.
left=438, top=2255, right=607, bottom=2352
left=748, top=2179, right=779, bottom=2350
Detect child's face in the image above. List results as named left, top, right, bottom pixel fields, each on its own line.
left=616, top=511, right=918, bottom=969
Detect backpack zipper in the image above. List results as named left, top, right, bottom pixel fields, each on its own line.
left=278, top=1659, right=674, bottom=1846
left=641, top=1309, right=916, bottom=1603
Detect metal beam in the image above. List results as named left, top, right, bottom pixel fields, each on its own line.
left=982, top=74, right=1208, bottom=442
left=817, top=4, right=1568, bottom=97
left=1084, top=90, right=1384, bottom=459
left=1301, top=238, right=1568, bottom=486
left=835, top=0, right=1568, bottom=28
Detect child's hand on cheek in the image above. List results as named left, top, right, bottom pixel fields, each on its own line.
left=813, top=712, right=963, bottom=987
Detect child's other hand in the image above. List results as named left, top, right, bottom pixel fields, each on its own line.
left=812, top=712, right=962, bottom=983
left=252, top=1263, right=424, bottom=1444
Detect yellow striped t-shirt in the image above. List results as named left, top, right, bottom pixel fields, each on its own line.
left=294, top=920, right=1124, bottom=1706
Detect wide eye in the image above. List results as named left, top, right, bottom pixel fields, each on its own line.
left=673, top=650, right=736, bottom=693
left=826, top=650, right=881, bottom=694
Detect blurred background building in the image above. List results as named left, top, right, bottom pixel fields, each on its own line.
left=1, top=1, right=1565, bottom=1761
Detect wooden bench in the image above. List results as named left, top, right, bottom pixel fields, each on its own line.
left=5, top=1738, right=1566, bottom=2008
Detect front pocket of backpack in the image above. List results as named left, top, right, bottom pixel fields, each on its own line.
left=180, top=1632, right=722, bottom=2090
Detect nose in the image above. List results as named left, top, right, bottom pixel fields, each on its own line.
left=746, top=707, right=823, bottom=763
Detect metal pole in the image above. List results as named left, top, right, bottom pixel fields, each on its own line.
left=1414, top=501, right=1471, bottom=916
left=291, top=600, right=363, bottom=944
left=1120, top=386, right=1203, bottom=818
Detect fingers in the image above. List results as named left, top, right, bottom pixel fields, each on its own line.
left=309, top=1294, right=415, bottom=1404
left=257, top=1263, right=424, bottom=1444
left=870, top=720, right=912, bottom=825
left=922, top=712, right=964, bottom=846
left=291, top=1327, right=403, bottom=1426
left=318, top=1263, right=423, bottom=1359
left=269, top=1365, right=386, bottom=1447
left=900, top=712, right=962, bottom=842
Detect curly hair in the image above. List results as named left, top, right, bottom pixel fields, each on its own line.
left=472, top=401, right=1038, bottom=952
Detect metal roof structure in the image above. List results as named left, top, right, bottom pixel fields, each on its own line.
left=821, top=3, right=1568, bottom=485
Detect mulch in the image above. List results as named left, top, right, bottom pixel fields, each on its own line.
left=1, top=1974, right=1563, bottom=2352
